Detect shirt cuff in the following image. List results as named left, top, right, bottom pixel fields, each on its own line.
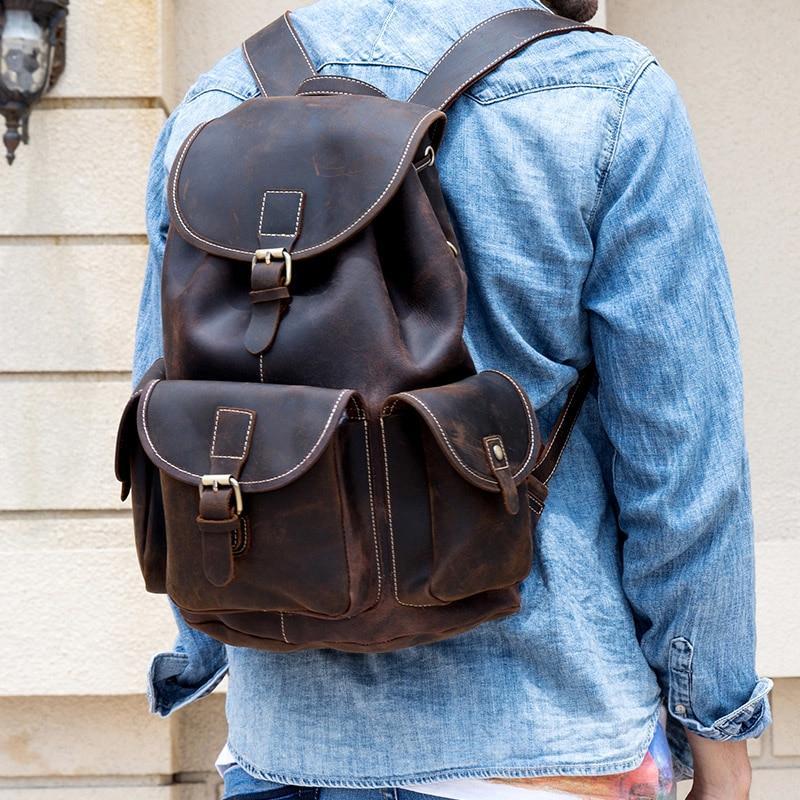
left=146, top=599, right=229, bottom=718
left=667, top=636, right=773, bottom=741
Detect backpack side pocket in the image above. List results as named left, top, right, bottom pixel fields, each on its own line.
left=115, top=359, right=168, bottom=593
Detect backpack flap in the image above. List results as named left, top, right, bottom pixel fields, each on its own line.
left=167, top=94, right=446, bottom=263
left=136, top=378, right=359, bottom=491
left=382, top=370, right=542, bottom=513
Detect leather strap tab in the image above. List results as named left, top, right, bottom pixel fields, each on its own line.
left=245, top=260, right=290, bottom=356
left=198, top=407, right=255, bottom=587
left=257, top=190, right=304, bottom=251
left=242, top=12, right=315, bottom=98
left=532, top=363, right=595, bottom=486
left=250, top=286, right=290, bottom=304
left=483, top=435, right=520, bottom=515
left=296, top=75, right=386, bottom=98
left=408, top=8, right=607, bottom=111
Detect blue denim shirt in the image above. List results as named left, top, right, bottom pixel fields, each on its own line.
left=134, top=0, right=772, bottom=788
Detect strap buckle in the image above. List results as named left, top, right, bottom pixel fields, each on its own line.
left=199, top=474, right=243, bottom=515
left=252, top=247, right=292, bottom=287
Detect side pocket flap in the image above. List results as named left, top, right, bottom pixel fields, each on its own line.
left=116, top=359, right=167, bottom=499
left=383, top=370, right=540, bottom=491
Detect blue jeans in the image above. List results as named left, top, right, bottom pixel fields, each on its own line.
left=223, top=768, right=443, bottom=800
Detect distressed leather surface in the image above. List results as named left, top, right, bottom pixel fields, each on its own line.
left=116, top=13, right=594, bottom=652
left=168, top=95, right=445, bottom=262
left=163, top=169, right=473, bottom=410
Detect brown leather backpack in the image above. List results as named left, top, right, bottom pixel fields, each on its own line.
left=115, top=8, right=602, bottom=652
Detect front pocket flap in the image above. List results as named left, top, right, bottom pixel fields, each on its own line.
left=383, top=370, right=540, bottom=491
left=137, top=378, right=361, bottom=492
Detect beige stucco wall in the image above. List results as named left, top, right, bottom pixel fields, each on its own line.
left=0, top=1, right=797, bottom=797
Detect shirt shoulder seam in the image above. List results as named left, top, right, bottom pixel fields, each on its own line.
left=586, top=55, right=657, bottom=230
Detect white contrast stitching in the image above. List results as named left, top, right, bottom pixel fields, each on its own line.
left=539, top=386, right=582, bottom=484
left=258, top=353, right=264, bottom=383
left=279, top=612, right=289, bottom=644
left=394, top=392, right=496, bottom=486
left=484, top=370, right=537, bottom=478
left=170, top=112, right=441, bottom=259
left=210, top=407, right=254, bottom=459
left=140, top=381, right=350, bottom=486
left=407, top=8, right=584, bottom=106
left=383, top=372, right=536, bottom=484
left=297, top=75, right=385, bottom=93
left=292, top=112, right=439, bottom=255
left=283, top=13, right=315, bottom=73
left=241, top=40, right=267, bottom=97
left=379, top=418, right=438, bottom=608
left=258, top=190, right=304, bottom=238
left=297, top=90, right=363, bottom=96
left=362, top=419, right=383, bottom=600
left=482, top=434, right=509, bottom=472
left=409, top=9, right=530, bottom=100
left=436, top=26, right=582, bottom=110
left=231, top=516, right=249, bottom=555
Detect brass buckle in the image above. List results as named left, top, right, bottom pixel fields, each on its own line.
left=199, top=474, right=243, bottom=515
left=252, top=247, right=292, bottom=287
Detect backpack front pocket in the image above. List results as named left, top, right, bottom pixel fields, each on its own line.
left=380, top=370, right=543, bottom=606
left=133, top=378, right=379, bottom=619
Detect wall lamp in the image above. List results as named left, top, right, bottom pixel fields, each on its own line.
left=0, top=0, right=68, bottom=165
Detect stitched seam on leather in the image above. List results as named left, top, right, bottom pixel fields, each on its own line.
left=540, top=389, right=583, bottom=484
left=297, top=90, right=366, bottom=96
left=379, top=417, right=438, bottom=608
left=258, top=190, right=304, bottom=237
left=436, top=26, right=585, bottom=110
left=279, top=612, right=289, bottom=644
left=241, top=41, right=267, bottom=97
left=483, top=434, right=509, bottom=471
left=297, top=75, right=384, bottom=93
left=284, top=12, right=315, bottom=72
left=231, top=516, right=249, bottom=556
left=362, top=419, right=383, bottom=600
left=330, top=431, right=355, bottom=617
left=409, top=10, right=578, bottom=101
left=171, top=113, right=441, bottom=259
left=141, top=382, right=349, bottom=486
left=409, top=9, right=525, bottom=100
left=392, top=394, right=495, bottom=487
left=535, top=377, right=581, bottom=477
left=484, top=370, right=537, bottom=478
left=292, top=111, right=440, bottom=255
left=210, top=407, right=254, bottom=459
left=258, top=353, right=264, bottom=383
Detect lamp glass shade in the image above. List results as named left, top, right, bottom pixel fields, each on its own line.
left=1, top=10, right=50, bottom=96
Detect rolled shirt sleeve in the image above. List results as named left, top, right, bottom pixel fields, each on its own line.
left=583, top=59, right=772, bottom=754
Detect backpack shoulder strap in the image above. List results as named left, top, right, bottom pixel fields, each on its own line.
left=408, top=8, right=608, bottom=111
left=242, top=11, right=316, bottom=97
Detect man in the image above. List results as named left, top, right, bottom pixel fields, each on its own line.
left=134, top=1, right=771, bottom=798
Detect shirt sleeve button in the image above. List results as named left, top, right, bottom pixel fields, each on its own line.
left=675, top=704, right=687, bottom=716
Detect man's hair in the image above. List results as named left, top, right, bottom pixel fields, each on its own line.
left=544, top=1, right=598, bottom=23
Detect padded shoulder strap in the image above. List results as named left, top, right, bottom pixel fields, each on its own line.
left=408, top=8, right=607, bottom=111
left=242, top=11, right=316, bottom=97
